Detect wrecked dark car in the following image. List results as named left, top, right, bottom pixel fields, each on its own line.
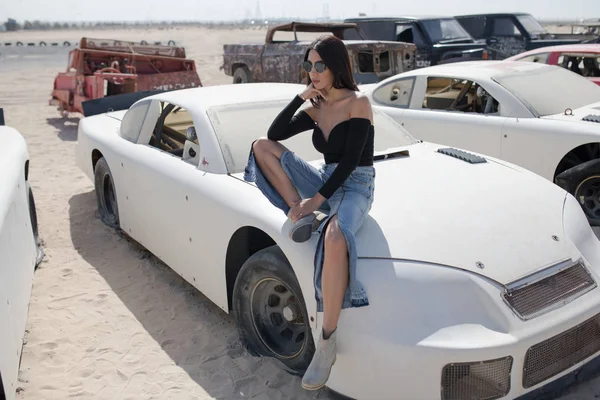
left=221, top=22, right=416, bottom=85
left=455, top=13, right=600, bottom=59
left=343, top=16, right=492, bottom=67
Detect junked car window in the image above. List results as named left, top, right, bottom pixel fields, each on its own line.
left=558, top=54, right=600, bottom=77
left=492, top=18, right=521, bottom=36
left=148, top=102, right=195, bottom=158
left=207, top=100, right=418, bottom=174
left=422, top=77, right=500, bottom=114
left=372, top=77, right=415, bottom=108
left=395, top=24, right=426, bottom=47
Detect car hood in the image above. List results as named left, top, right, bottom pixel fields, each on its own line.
left=541, top=101, right=600, bottom=124
left=356, top=142, right=575, bottom=285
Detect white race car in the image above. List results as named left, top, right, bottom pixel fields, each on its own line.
left=76, top=83, right=600, bottom=400
left=0, top=112, right=44, bottom=400
left=365, top=60, right=600, bottom=226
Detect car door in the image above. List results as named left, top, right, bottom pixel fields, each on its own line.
left=373, top=74, right=506, bottom=158
left=119, top=101, right=216, bottom=287
left=486, top=16, right=526, bottom=58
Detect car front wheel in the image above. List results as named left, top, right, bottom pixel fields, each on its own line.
left=26, top=181, right=44, bottom=267
left=232, top=245, right=315, bottom=375
left=555, top=158, right=600, bottom=225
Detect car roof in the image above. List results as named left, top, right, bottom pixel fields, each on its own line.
left=455, top=12, right=531, bottom=18
left=345, top=15, right=454, bottom=22
left=395, top=60, right=558, bottom=81
left=507, top=43, right=600, bottom=59
left=143, top=83, right=307, bottom=115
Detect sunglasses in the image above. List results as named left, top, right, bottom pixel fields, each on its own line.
left=302, top=60, right=327, bottom=73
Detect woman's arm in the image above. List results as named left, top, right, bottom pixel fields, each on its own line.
left=266, top=95, right=315, bottom=141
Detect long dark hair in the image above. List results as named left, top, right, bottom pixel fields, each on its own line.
left=303, top=35, right=359, bottom=108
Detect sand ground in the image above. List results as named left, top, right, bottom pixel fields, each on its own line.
left=1, top=26, right=600, bottom=400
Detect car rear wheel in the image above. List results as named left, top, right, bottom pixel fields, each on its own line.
left=94, top=157, right=119, bottom=229
left=232, top=246, right=315, bottom=375
left=233, top=66, right=252, bottom=84
left=574, top=175, right=600, bottom=222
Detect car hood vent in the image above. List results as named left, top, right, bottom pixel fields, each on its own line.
left=582, top=114, right=600, bottom=123
left=437, top=147, right=487, bottom=164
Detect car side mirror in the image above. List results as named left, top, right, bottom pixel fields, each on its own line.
left=186, top=126, right=197, bottom=142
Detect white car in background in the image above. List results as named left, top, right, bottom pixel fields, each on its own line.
left=76, top=83, right=600, bottom=400
left=366, top=60, right=600, bottom=226
left=0, top=111, right=44, bottom=400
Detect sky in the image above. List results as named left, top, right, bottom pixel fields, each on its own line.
left=1, top=0, right=599, bottom=23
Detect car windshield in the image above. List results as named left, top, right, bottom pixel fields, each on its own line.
left=516, top=15, right=547, bottom=35
left=493, top=66, right=600, bottom=116
left=207, top=100, right=418, bottom=174
left=421, top=18, right=472, bottom=43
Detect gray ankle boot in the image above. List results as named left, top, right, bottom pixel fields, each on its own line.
left=301, top=330, right=337, bottom=390
left=288, top=212, right=316, bottom=243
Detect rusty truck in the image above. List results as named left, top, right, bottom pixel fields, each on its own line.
left=50, top=37, right=202, bottom=115
left=221, top=22, right=416, bottom=85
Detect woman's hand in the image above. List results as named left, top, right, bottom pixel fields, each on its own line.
left=299, top=83, right=327, bottom=102
left=288, top=196, right=325, bottom=222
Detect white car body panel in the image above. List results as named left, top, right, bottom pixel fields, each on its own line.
left=0, top=127, right=38, bottom=400
left=75, top=82, right=600, bottom=400
left=366, top=60, right=600, bottom=183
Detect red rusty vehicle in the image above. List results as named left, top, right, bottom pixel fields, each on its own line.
left=50, top=37, right=202, bottom=115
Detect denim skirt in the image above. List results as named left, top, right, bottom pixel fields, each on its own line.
left=244, top=147, right=375, bottom=312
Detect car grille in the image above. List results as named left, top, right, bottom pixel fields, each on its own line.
left=502, top=259, right=595, bottom=320
left=441, top=357, right=513, bottom=400
left=523, top=312, right=600, bottom=388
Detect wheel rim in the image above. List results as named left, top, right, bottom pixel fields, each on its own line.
left=103, top=174, right=117, bottom=219
left=250, top=277, right=307, bottom=359
left=575, top=175, right=600, bottom=219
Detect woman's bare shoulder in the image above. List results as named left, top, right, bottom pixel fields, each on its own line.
left=300, top=102, right=318, bottom=122
left=350, top=93, right=373, bottom=123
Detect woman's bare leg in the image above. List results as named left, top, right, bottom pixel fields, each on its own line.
left=322, top=215, right=348, bottom=337
left=253, top=138, right=302, bottom=208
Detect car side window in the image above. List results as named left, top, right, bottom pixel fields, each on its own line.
left=395, top=23, right=427, bottom=47
left=146, top=101, right=200, bottom=165
left=558, top=54, right=600, bottom=77
left=517, top=53, right=550, bottom=63
left=421, top=76, right=500, bottom=115
left=457, top=17, right=487, bottom=39
left=371, top=77, right=416, bottom=108
left=491, top=18, right=521, bottom=36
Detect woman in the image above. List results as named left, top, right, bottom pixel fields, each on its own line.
left=243, top=35, right=375, bottom=390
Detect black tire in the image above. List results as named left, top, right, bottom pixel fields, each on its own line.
left=232, top=246, right=315, bottom=375
left=168, top=40, right=175, bottom=46
left=94, top=157, right=120, bottom=228
left=26, top=182, right=44, bottom=268
left=63, top=41, right=70, bottom=46
left=233, top=66, right=252, bottom=84
left=39, top=41, right=46, bottom=46
left=555, top=158, right=600, bottom=226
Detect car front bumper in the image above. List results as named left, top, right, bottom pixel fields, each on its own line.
left=319, top=258, right=600, bottom=400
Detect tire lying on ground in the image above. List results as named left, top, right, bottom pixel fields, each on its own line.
left=232, top=245, right=315, bottom=375
left=94, top=157, right=120, bottom=229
